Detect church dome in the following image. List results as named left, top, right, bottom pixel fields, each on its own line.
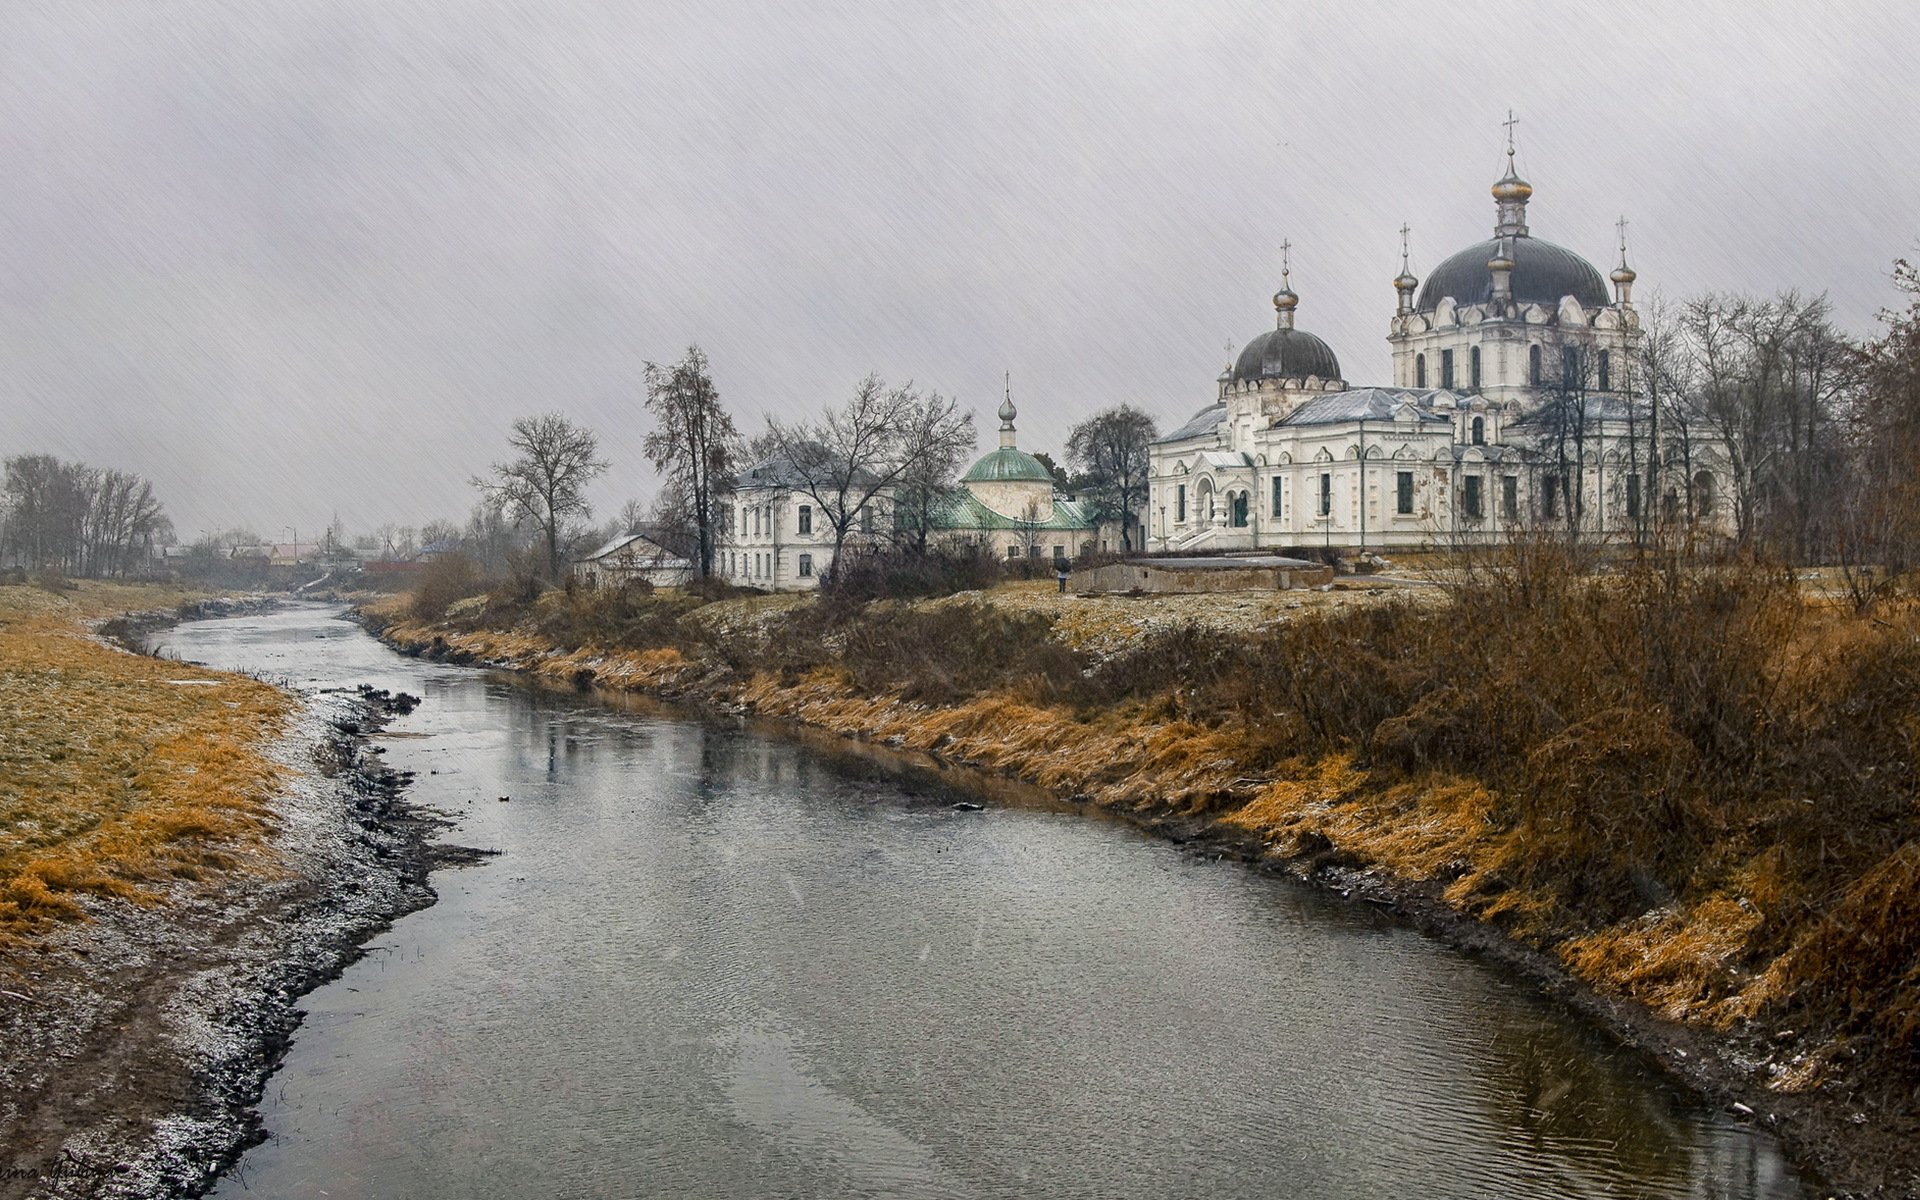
left=1230, top=326, right=1341, bottom=384
left=961, top=446, right=1054, bottom=484
left=1414, top=236, right=1609, bottom=313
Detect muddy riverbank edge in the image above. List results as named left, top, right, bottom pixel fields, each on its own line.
left=361, top=607, right=1918, bottom=1200
left=0, top=600, right=482, bottom=1200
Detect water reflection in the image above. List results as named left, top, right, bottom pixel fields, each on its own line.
left=165, top=605, right=1802, bottom=1200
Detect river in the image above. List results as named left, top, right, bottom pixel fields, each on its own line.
left=161, top=603, right=1802, bottom=1199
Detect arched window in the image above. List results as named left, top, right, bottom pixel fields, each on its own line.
left=1528, top=344, right=1542, bottom=384
left=1471, top=416, right=1485, bottom=446
left=1598, top=349, right=1612, bottom=391
left=1693, top=471, right=1716, bottom=518
left=1469, top=346, right=1482, bottom=391
left=1231, top=492, right=1249, bottom=527
left=1562, top=345, right=1579, bottom=388
left=1441, top=348, right=1455, bottom=390
left=1415, top=353, right=1427, bottom=388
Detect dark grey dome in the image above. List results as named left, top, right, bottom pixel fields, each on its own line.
left=1231, top=327, right=1341, bottom=384
left=1415, top=236, right=1609, bottom=313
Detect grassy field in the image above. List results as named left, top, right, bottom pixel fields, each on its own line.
left=0, top=581, right=292, bottom=955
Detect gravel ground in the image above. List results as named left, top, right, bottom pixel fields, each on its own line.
left=0, top=691, right=460, bottom=1200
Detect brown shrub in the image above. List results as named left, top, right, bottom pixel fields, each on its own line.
left=839, top=603, right=1083, bottom=705
left=409, top=553, right=483, bottom=622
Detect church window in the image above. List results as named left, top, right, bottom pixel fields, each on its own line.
left=860, top=506, right=874, bottom=533
left=1626, top=474, right=1641, bottom=519
left=1396, top=471, right=1414, bottom=515
left=1176, top=484, right=1187, bottom=523
left=1318, top=473, right=1332, bottom=517
left=1528, top=344, right=1543, bottom=384
left=1007, top=545, right=1020, bottom=560
left=1463, top=476, right=1484, bottom=519
left=1470, top=346, right=1482, bottom=390
left=1441, top=349, right=1455, bottom=390
left=1543, top=473, right=1560, bottom=519
left=1562, top=345, right=1579, bottom=388
left=799, top=554, right=814, bottom=577
left=1271, top=475, right=1284, bottom=518
left=1231, top=492, right=1249, bottom=527
left=1598, top=349, right=1612, bottom=391
left=1415, top=353, right=1427, bottom=388
left=1502, top=476, right=1519, bottom=520
left=1694, top=471, right=1716, bottom=517
left=1053, top=544, right=1066, bottom=561
left=1028, top=545, right=1041, bottom=559
left=1471, top=416, right=1485, bottom=446
left=798, top=504, right=812, bottom=534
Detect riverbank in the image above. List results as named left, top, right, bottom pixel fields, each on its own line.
left=362, top=568, right=1920, bottom=1199
left=0, top=584, right=463, bottom=1199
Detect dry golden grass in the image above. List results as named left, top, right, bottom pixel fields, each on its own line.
left=384, top=559, right=1920, bottom=1075
left=0, top=581, right=292, bottom=953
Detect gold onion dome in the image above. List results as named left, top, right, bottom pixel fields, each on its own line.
left=1491, top=166, right=1533, bottom=203
left=1393, top=269, right=1419, bottom=291
left=1611, top=262, right=1638, bottom=284
left=1272, top=287, right=1299, bottom=312
left=1488, top=252, right=1515, bottom=272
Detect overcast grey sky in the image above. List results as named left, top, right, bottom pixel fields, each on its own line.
left=2, top=1, right=1916, bottom=539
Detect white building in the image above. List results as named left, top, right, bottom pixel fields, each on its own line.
left=720, top=456, right=869, bottom=590
left=719, top=395, right=1098, bottom=590
left=572, top=532, right=695, bottom=590
left=1151, top=136, right=1731, bottom=555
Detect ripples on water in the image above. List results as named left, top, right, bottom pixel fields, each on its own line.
left=170, top=605, right=1802, bottom=1200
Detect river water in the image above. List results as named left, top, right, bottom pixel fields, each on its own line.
left=164, top=604, right=1802, bottom=1199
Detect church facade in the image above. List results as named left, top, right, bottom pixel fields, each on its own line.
left=1150, top=139, right=1730, bottom=555
left=720, top=395, right=1096, bottom=590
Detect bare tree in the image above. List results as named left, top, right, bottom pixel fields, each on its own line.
left=1066, top=404, right=1157, bottom=552
left=763, top=375, right=971, bottom=580
left=1, top=455, right=168, bottom=577
left=1520, top=340, right=1599, bottom=543
left=474, top=413, right=608, bottom=581
left=643, top=345, right=739, bottom=578
left=1678, top=291, right=1849, bottom=555
left=616, top=498, right=649, bottom=535
left=1838, top=256, right=1920, bottom=605
left=890, top=393, right=977, bottom=555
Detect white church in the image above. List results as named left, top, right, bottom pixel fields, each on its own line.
left=1149, top=134, right=1731, bottom=554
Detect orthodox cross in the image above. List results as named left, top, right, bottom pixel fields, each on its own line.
left=1399, top=223, right=1412, bottom=270
left=1279, top=237, right=1292, bottom=283
left=1616, top=214, right=1631, bottom=258
left=1503, top=109, right=1520, bottom=152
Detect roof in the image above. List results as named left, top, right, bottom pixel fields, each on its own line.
left=578, top=532, right=690, bottom=568
left=926, top=488, right=1098, bottom=532
left=1275, top=387, right=1460, bottom=427
left=1506, top=393, right=1643, bottom=427
left=735, top=452, right=882, bottom=493
left=1230, top=326, right=1342, bottom=384
left=1197, top=450, right=1251, bottom=469
left=960, top=445, right=1055, bottom=484
left=1154, top=403, right=1227, bottom=445
left=734, top=455, right=809, bottom=491
left=1415, top=235, right=1609, bottom=313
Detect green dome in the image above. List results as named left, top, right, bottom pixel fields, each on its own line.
left=961, top=446, right=1054, bottom=484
